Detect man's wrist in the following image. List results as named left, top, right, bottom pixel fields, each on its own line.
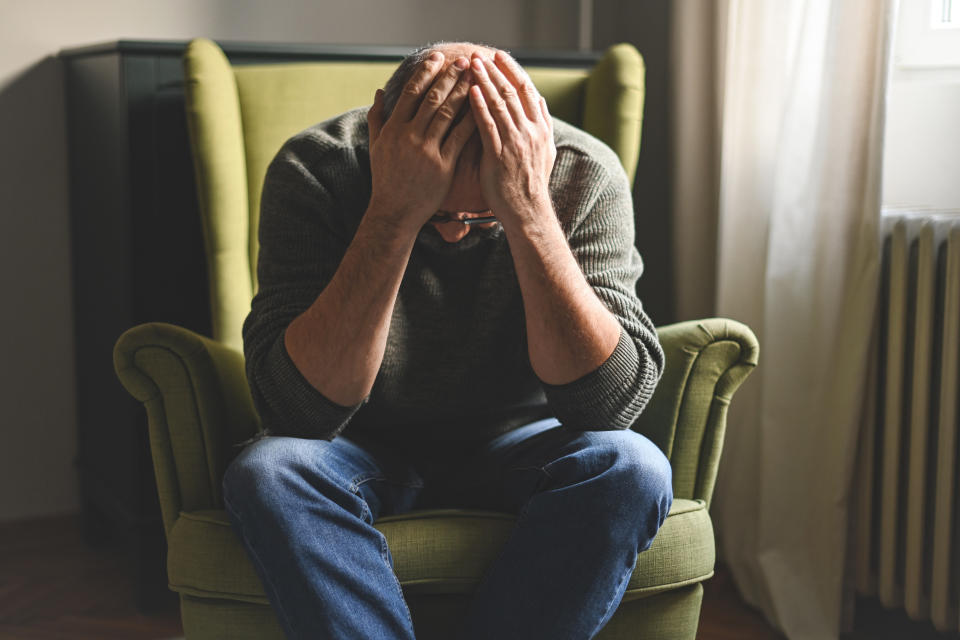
left=364, top=198, right=426, bottom=242
left=496, top=193, right=557, bottom=238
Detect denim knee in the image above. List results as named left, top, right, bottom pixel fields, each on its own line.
left=221, top=436, right=308, bottom=509
left=601, top=430, right=674, bottom=549
left=545, top=429, right=673, bottom=549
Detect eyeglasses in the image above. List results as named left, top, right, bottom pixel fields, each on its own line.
left=428, top=210, right=497, bottom=225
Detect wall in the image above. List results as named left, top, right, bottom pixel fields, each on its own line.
left=592, top=0, right=676, bottom=325
left=0, top=0, right=580, bottom=523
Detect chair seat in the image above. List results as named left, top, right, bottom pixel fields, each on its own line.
left=166, top=498, right=715, bottom=605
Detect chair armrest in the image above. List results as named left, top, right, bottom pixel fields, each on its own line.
left=632, top=318, right=759, bottom=509
left=113, top=322, right=259, bottom=538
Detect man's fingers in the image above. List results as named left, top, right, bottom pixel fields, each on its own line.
left=492, top=50, right=541, bottom=122
left=539, top=95, right=553, bottom=135
left=481, top=57, right=528, bottom=128
left=469, top=84, right=502, bottom=156
left=392, top=51, right=445, bottom=122
left=419, top=56, right=470, bottom=137
left=471, top=56, right=521, bottom=134
left=367, top=88, right=384, bottom=144
left=440, top=108, right=477, bottom=160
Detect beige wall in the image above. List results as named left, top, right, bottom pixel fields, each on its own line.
left=592, top=0, right=676, bottom=324
left=0, top=0, right=579, bottom=523
left=669, top=0, right=722, bottom=322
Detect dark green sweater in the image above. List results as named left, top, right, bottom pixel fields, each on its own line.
left=242, top=107, right=663, bottom=461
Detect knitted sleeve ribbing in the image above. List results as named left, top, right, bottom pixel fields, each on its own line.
left=539, top=154, right=665, bottom=430
left=241, top=137, right=368, bottom=440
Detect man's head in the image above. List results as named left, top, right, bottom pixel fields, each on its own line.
left=381, top=41, right=496, bottom=122
left=381, top=42, right=513, bottom=243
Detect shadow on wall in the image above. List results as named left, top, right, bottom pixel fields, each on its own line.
left=0, top=55, right=80, bottom=521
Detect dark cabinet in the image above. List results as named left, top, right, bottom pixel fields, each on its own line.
left=61, top=42, right=213, bottom=613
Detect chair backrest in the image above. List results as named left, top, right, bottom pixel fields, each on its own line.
left=183, top=38, right=645, bottom=352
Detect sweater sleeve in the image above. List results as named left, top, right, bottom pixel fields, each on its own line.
left=539, top=155, right=665, bottom=430
left=241, top=137, right=369, bottom=440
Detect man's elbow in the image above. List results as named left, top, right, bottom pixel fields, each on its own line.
left=616, top=348, right=664, bottom=427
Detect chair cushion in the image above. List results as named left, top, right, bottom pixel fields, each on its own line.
left=166, top=498, right=714, bottom=605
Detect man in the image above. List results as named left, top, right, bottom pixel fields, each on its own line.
left=222, top=42, right=672, bottom=640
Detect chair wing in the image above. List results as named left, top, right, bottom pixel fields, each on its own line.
left=184, top=38, right=253, bottom=353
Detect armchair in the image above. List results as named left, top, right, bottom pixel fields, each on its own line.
left=113, top=38, right=758, bottom=639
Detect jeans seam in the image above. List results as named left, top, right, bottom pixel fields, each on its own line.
left=589, top=554, right=637, bottom=640
left=380, top=530, right=416, bottom=635
left=223, top=494, right=302, bottom=638
left=359, top=493, right=372, bottom=523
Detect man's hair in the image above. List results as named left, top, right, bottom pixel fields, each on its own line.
left=381, top=41, right=501, bottom=121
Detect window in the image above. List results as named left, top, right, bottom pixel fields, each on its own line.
left=881, top=0, right=960, bottom=211
left=931, top=0, right=959, bottom=29
left=895, top=0, right=960, bottom=68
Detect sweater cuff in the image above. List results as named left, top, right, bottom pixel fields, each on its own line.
left=257, top=335, right=367, bottom=439
left=540, top=324, right=640, bottom=430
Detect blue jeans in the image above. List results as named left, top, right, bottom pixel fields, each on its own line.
left=221, top=418, right=673, bottom=640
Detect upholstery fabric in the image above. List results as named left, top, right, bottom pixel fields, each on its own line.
left=632, top=319, right=760, bottom=508
left=177, top=584, right=704, bottom=640
left=166, top=499, right=714, bottom=605
left=584, top=43, right=645, bottom=181
left=183, top=39, right=253, bottom=352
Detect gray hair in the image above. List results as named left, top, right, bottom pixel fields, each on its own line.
left=381, top=41, right=502, bottom=120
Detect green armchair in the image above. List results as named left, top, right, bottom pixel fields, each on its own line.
left=113, top=38, right=758, bottom=639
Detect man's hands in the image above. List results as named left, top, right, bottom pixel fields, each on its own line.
left=468, top=50, right=558, bottom=230
left=366, top=47, right=557, bottom=236
left=366, top=52, right=476, bottom=234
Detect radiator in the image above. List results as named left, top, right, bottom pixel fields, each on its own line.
left=853, top=209, right=960, bottom=632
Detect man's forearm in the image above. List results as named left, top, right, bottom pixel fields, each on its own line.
left=284, top=207, right=418, bottom=406
left=501, top=201, right=622, bottom=386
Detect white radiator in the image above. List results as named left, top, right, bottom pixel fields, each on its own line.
left=853, top=209, right=960, bottom=632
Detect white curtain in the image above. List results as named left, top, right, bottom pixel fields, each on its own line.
left=672, top=1, right=895, bottom=638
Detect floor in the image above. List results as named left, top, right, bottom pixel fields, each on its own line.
left=0, top=512, right=954, bottom=639
left=0, top=514, right=182, bottom=639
